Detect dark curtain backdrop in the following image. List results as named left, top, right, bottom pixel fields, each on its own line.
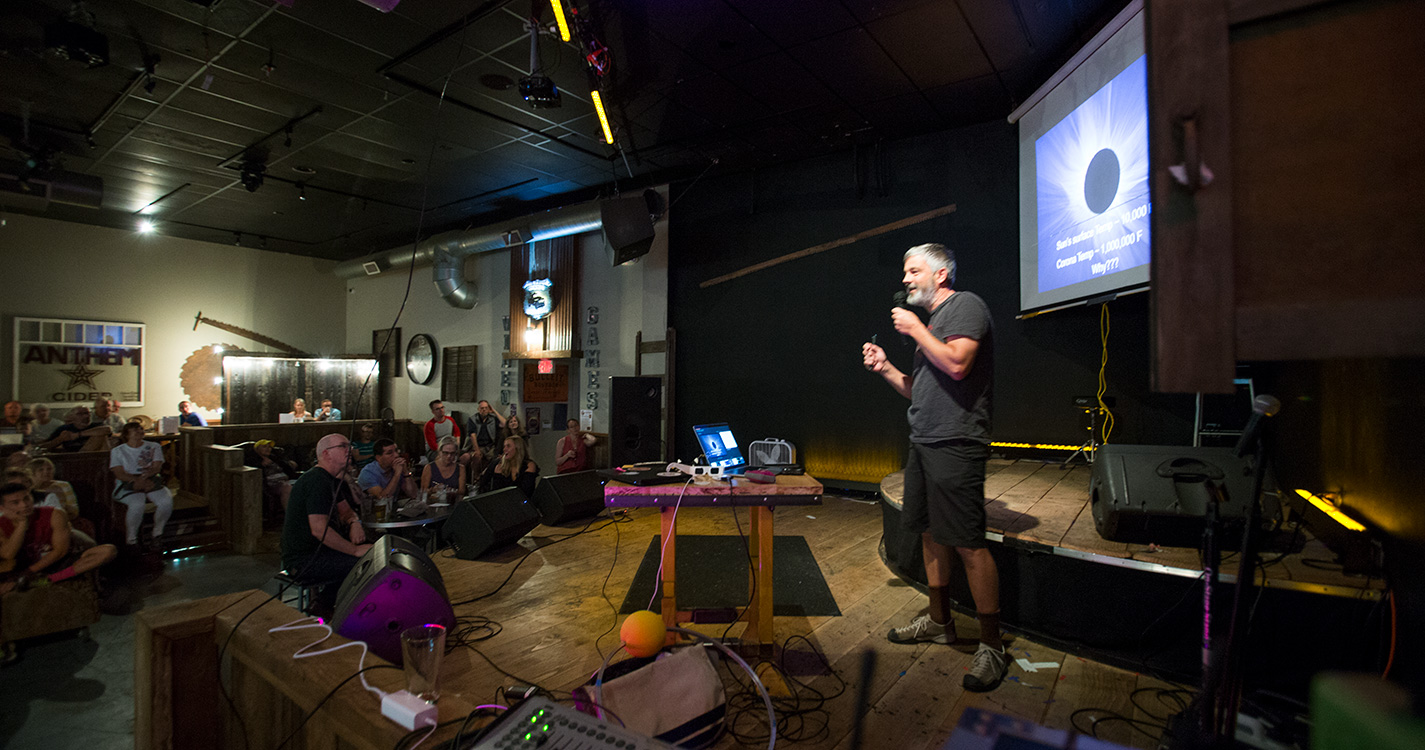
left=668, top=121, right=1194, bottom=483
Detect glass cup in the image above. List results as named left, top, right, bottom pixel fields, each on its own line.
left=400, top=624, right=446, bottom=703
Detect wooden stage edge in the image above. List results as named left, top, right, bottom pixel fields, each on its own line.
left=879, top=459, right=1382, bottom=601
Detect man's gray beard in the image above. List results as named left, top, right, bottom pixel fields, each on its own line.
left=906, top=287, right=932, bottom=308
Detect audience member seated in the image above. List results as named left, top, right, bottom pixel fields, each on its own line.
left=246, top=439, right=298, bottom=523
left=465, top=400, right=507, bottom=456
left=178, top=400, right=208, bottom=428
left=92, top=398, right=126, bottom=435
left=421, top=437, right=465, bottom=501
left=479, top=436, right=539, bottom=498
left=24, top=404, right=61, bottom=448
left=0, top=480, right=117, bottom=596
left=25, top=458, right=95, bottom=541
left=556, top=419, right=592, bottom=474
left=109, top=423, right=174, bottom=549
left=4, top=466, right=94, bottom=552
left=358, top=439, right=415, bottom=502
left=0, top=401, right=23, bottom=435
left=351, top=423, right=377, bottom=468
left=422, top=400, right=460, bottom=456
left=281, top=434, right=370, bottom=617
left=285, top=398, right=310, bottom=422
left=41, top=406, right=112, bottom=452
left=312, top=399, right=342, bottom=422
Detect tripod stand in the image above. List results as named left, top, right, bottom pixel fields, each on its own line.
left=1061, top=403, right=1101, bottom=468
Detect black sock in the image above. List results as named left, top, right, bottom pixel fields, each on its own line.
left=928, top=586, right=951, bottom=626
left=978, top=610, right=1001, bottom=647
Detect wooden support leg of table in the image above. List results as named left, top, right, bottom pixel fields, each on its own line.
left=660, top=505, right=678, bottom=645
left=741, top=506, right=775, bottom=646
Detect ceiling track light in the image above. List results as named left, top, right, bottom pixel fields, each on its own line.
left=591, top=90, right=614, bottom=145
left=137, top=219, right=155, bottom=234
left=297, top=183, right=307, bottom=200
left=549, top=0, right=571, bottom=42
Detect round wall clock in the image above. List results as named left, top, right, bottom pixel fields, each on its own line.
left=406, top=333, right=436, bottom=384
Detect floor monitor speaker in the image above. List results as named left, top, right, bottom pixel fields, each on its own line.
left=532, top=470, right=606, bottom=525
left=1090, top=445, right=1262, bottom=546
left=610, top=376, right=662, bottom=466
left=441, top=487, right=541, bottom=560
left=332, top=535, right=455, bottom=665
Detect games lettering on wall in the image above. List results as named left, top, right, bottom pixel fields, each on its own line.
left=13, top=317, right=145, bottom=407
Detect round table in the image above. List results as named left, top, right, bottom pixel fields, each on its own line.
left=363, top=503, right=454, bottom=552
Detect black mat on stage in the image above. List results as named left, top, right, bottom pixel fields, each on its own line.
left=619, top=535, right=841, bottom=617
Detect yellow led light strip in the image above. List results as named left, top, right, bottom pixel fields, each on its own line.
left=1295, top=489, right=1367, bottom=532
left=591, top=90, right=614, bottom=144
left=991, top=442, right=1091, bottom=452
left=549, top=0, right=571, bottom=42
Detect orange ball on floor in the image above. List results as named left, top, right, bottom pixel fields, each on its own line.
left=620, top=610, right=665, bottom=657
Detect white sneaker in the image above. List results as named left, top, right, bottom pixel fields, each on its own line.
left=887, top=613, right=953, bottom=645
left=963, top=642, right=1009, bottom=692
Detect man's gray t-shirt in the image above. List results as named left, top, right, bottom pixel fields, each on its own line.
left=908, top=291, right=994, bottom=444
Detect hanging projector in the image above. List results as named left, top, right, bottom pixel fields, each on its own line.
left=519, top=18, right=561, bottom=109
left=519, top=74, right=561, bottom=108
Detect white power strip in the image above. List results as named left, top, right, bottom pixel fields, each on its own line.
left=667, top=462, right=726, bottom=479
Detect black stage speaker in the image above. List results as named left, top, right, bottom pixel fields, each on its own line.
left=532, top=470, right=606, bottom=525
left=1090, top=445, right=1265, bottom=547
left=610, top=376, right=662, bottom=466
left=332, top=535, right=455, bottom=665
left=441, top=487, right=541, bottom=560
left=601, top=194, right=656, bottom=266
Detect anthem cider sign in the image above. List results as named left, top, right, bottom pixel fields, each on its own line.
left=13, top=317, right=146, bottom=407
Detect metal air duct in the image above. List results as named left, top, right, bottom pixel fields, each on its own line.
left=334, top=195, right=655, bottom=309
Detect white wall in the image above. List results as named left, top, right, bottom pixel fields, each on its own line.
left=0, top=213, right=347, bottom=423
left=343, top=191, right=669, bottom=470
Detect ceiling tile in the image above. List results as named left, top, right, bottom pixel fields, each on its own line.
left=789, top=27, right=915, bottom=105
left=866, top=2, right=995, bottom=90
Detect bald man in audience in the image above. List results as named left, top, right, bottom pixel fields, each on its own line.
left=280, top=433, right=371, bottom=617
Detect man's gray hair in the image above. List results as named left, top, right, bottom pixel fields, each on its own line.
left=904, top=243, right=956, bottom=287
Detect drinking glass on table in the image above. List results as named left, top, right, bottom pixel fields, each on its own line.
left=400, top=624, right=446, bottom=702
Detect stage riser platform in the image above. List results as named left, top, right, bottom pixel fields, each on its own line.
left=879, top=461, right=1386, bottom=699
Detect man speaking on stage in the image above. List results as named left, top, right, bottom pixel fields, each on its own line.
left=861, top=242, right=1008, bottom=692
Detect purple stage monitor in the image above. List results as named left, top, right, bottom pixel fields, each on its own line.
left=332, top=536, right=455, bottom=665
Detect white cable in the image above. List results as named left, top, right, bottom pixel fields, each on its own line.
left=269, top=617, right=386, bottom=699
left=407, top=717, right=439, bottom=750
left=647, top=477, right=694, bottom=611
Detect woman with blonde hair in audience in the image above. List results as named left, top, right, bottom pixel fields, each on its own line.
left=421, top=436, right=466, bottom=500
left=481, top=435, right=539, bottom=498
left=25, top=404, right=61, bottom=448
left=109, top=422, right=174, bottom=548
left=286, top=398, right=310, bottom=422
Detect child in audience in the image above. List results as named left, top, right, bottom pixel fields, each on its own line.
left=0, top=480, right=117, bottom=595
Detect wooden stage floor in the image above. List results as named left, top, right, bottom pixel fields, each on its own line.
left=883, top=459, right=1383, bottom=599
left=227, top=461, right=1244, bottom=750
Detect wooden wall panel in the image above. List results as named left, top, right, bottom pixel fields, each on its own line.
left=507, top=236, right=582, bottom=359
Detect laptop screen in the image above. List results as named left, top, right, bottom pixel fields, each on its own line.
left=693, top=423, right=746, bottom=470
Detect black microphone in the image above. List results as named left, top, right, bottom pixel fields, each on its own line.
left=1233, top=394, right=1281, bottom=458
left=892, top=291, right=915, bottom=346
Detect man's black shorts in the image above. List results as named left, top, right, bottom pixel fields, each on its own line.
left=901, top=439, right=990, bottom=549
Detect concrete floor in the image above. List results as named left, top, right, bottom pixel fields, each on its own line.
left=0, top=550, right=285, bottom=749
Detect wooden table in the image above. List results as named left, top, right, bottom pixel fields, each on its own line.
left=604, top=474, right=822, bottom=646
